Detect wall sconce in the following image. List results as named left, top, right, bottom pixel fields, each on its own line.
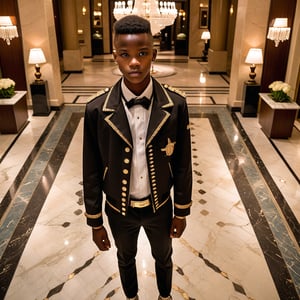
left=82, top=6, right=87, bottom=15
left=267, top=18, right=290, bottom=47
left=245, top=48, right=263, bottom=83
left=28, top=48, right=47, bottom=81
left=201, top=31, right=211, bottom=61
left=0, top=16, right=18, bottom=45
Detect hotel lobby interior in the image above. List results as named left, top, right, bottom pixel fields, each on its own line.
left=0, top=0, right=300, bottom=299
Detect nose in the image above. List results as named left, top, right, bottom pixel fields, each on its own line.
left=129, top=57, right=140, bottom=68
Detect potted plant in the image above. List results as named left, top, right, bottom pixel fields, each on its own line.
left=0, top=78, right=15, bottom=98
left=258, top=81, right=300, bottom=138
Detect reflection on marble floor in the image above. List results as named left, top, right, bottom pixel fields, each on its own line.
left=0, top=56, right=300, bottom=300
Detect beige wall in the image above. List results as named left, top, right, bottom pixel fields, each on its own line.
left=286, top=1, right=300, bottom=100
left=189, top=0, right=209, bottom=58
left=18, top=0, right=63, bottom=107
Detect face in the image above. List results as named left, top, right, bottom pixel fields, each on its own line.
left=113, top=33, right=157, bottom=95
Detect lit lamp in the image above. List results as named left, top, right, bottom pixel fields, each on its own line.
left=201, top=31, right=211, bottom=61
left=28, top=48, right=46, bottom=81
left=245, top=48, right=263, bottom=83
left=0, top=16, right=18, bottom=45
left=267, top=18, right=290, bottom=47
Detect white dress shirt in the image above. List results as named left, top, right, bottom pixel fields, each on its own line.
left=121, top=79, right=153, bottom=199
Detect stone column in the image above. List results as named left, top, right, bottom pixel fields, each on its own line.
left=61, top=0, right=83, bottom=71
left=207, top=0, right=229, bottom=72
left=18, top=0, right=64, bottom=107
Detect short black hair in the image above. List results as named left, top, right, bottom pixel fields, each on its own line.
left=114, top=15, right=152, bottom=35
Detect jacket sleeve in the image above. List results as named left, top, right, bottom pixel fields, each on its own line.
left=82, top=104, right=104, bottom=227
left=172, top=97, right=192, bottom=217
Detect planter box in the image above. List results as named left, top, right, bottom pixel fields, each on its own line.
left=0, top=91, right=28, bottom=134
left=258, top=93, right=300, bottom=138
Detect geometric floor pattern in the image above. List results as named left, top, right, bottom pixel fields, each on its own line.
left=0, top=105, right=299, bottom=299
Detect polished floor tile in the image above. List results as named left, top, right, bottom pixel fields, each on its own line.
left=0, top=55, right=299, bottom=300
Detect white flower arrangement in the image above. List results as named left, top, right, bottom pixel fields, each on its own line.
left=0, top=78, right=16, bottom=98
left=268, top=81, right=292, bottom=102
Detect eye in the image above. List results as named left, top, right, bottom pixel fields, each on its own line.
left=139, top=51, right=148, bottom=57
left=120, top=52, right=129, bottom=58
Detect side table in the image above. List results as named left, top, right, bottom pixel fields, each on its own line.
left=241, top=82, right=261, bottom=117
left=0, top=91, right=28, bottom=134
left=30, top=80, right=50, bottom=116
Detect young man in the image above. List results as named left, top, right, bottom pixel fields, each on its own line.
left=83, top=15, right=192, bottom=300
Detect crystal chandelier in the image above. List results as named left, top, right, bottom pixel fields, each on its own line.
left=0, top=16, right=18, bottom=45
left=113, top=0, right=177, bottom=34
left=267, top=18, right=291, bottom=47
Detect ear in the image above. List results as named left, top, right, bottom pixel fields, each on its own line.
left=152, top=48, right=157, bottom=61
left=112, top=50, right=117, bottom=61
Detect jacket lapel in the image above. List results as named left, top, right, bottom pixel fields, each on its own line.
left=103, top=80, right=133, bottom=147
left=102, top=78, right=174, bottom=148
left=146, top=79, right=174, bottom=146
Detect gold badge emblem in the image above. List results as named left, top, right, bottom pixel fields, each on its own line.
left=161, top=138, right=176, bottom=156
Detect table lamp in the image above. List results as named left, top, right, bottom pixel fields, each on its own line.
left=28, top=48, right=46, bottom=81
left=245, top=48, right=263, bottom=83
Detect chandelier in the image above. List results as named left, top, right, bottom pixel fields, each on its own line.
left=267, top=18, right=291, bottom=47
left=113, top=0, right=177, bottom=34
left=0, top=16, right=18, bottom=45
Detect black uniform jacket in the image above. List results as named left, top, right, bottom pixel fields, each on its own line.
left=83, top=78, right=192, bottom=227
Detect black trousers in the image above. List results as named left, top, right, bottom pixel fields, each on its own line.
left=105, top=199, right=173, bottom=298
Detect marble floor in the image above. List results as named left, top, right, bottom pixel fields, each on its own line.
left=0, top=53, right=299, bottom=300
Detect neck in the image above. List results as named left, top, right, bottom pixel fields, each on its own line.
left=124, top=76, right=151, bottom=96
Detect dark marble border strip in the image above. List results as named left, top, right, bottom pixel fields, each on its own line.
left=0, top=113, right=59, bottom=219
left=231, top=113, right=300, bottom=247
left=0, top=112, right=83, bottom=299
left=190, top=111, right=298, bottom=299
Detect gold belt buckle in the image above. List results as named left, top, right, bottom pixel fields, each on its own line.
left=130, top=199, right=150, bottom=208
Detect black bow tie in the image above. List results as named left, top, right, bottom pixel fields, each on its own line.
left=126, top=96, right=151, bottom=110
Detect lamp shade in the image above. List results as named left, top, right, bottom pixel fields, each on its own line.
left=245, top=48, right=263, bottom=64
left=273, top=18, right=288, bottom=27
left=28, top=48, right=46, bottom=64
left=0, top=16, right=13, bottom=26
left=201, top=31, right=211, bottom=40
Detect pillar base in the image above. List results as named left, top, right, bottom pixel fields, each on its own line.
left=207, top=49, right=227, bottom=73
left=63, top=50, right=83, bottom=72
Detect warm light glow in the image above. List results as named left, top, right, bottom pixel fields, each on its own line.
left=82, top=5, right=87, bottom=15
left=245, top=48, right=263, bottom=64
left=0, top=16, right=18, bottom=45
left=201, top=31, right=211, bottom=43
left=113, top=0, right=177, bottom=34
left=199, top=72, right=206, bottom=83
left=28, top=48, right=46, bottom=64
left=245, top=48, right=263, bottom=83
left=267, top=18, right=290, bottom=47
left=28, top=48, right=47, bottom=81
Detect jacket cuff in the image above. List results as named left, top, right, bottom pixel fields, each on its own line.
left=85, top=211, right=103, bottom=227
left=174, top=201, right=192, bottom=217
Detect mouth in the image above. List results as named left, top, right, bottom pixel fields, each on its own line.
left=128, top=71, right=142, bottom=77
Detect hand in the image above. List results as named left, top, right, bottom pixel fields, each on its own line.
left=92, top=226, right=111, bottom=251
left=170, top=216, right=186, bottom=238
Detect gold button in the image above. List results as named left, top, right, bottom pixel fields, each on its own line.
left=122, top=212, right=126, bottom=216
left=122, top=186, right=127, bottom=191
left=122, top=192, right=126, bottom=197
left=124, top=158, right=130, bottom=164
left=125, top=147, right=130, bottom=153
left=123, top=169, right=129, bottom=174
left=122, top=179, right=127, bottom=184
